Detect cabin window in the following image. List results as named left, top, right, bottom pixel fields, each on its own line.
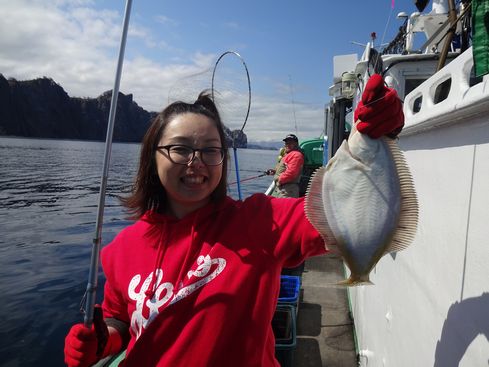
left=433, top=78, right=451, bottom=104
left=405, top=78, right=426, bottom=96
left=413, top=95, right=423, bottom=113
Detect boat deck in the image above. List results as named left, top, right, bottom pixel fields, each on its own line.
left=294, top=255, right=357, bottom=366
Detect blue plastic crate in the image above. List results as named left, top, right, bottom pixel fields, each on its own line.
left=273, top=304, right=297, bottom=367
left=278, top=275, right=300, bottom=304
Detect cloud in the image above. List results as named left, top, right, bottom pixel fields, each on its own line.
left=0, top=1, right=213, bottom=108
left=121, top=54, right=217, bottom=112
left=0, top=0, right=324, bottom=142
left=244, top=95, right=325, bottom=142
left=154, top=15, right=179, bottom=27
left=223, top=22, right=240, bottom=30
left=1, top=1, right=120, bottom=91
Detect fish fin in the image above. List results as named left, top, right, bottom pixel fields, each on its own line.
left=306, top=281, right=360, bottom=288
left=383, top=137, right=419, bottom=253
left=304, top=166, right=337, bottom=247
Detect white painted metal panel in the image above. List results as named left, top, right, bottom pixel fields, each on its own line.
left=349, top=48, right=489, bottom=367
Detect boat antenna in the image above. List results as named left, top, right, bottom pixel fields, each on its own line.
left=351, top=41, right=368, bottom=48
left=371, top=32, right=377, bottom=49
left=289, top=74, right=298, bottom=135
left=82, top=0, right=133, bottom=328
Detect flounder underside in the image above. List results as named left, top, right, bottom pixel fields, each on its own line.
left=305, top=127, right=418, bottom=285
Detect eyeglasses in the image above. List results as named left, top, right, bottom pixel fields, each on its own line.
left=156, top=144, right=225, bottom=166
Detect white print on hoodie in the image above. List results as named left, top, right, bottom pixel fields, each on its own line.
left=128, top=254, right=226, bottom=339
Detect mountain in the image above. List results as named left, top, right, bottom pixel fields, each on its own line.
left=0, top=74, right=247, bottom=147
left=0, top=74, right=154, bottom=142
left=246, top=143, right=279, bottom=150
left=248, top=141, right=283, bottom=150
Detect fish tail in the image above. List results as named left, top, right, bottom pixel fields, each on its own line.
left=336, top=275, right=374, bottom=287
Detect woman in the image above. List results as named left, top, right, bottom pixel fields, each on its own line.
left=64, top=75, right=403, bottom=367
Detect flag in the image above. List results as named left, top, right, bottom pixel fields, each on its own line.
left=473, top=0, right=489, bottom=76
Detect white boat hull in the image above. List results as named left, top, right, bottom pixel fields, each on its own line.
left=349, top=48, right=489, bottom=367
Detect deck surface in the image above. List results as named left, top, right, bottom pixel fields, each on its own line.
left=294, top=255, right=357, bottom=366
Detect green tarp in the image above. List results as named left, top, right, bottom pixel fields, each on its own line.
left=473, top=0, right=489, bottom=77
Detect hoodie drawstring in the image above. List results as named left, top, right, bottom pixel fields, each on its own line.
left=145, top=222, right=167, bottom=299
left=144, top=208, right=204, bottom=300
left=172, top=210, right=200, bottom=292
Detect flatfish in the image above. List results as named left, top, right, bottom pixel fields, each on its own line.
left=305, top=125, right=418, bottom=285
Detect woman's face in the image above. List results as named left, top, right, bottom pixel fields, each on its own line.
left=156, top=112, right=223, bottom=218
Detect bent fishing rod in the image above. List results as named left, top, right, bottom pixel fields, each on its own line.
left=82, top=0, right=133, bottom=329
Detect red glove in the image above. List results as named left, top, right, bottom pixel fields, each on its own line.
left=354, top=74, right=404, bottom=138
left=64, top=306, right=109, bottom=367
left=64, top=324, right=99, bottom=367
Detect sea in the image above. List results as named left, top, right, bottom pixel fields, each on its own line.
left=0, top=137, right=278, bottom=367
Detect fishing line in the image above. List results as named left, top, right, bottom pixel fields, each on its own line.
left=211, top=51, right=252, bottom=200
left=380, top=2, right=395, bottom=51
left=371, top=1, right=395, bottom=75
left=362, top=92, right=402, bottom=108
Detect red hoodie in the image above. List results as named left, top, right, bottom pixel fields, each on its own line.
left=101, top=193, right=327, bottom=367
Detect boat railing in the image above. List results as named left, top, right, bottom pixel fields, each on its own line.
left=402, top=47, right=489, bottom=136
left=381, top=19, right=408, bottom=56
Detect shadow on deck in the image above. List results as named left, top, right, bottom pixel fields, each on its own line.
left=294, top=255, right=357, bottom=367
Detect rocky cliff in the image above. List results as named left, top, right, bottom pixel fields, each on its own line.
left=0, top=74, right=247, bottom=147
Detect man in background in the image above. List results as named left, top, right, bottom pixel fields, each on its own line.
left=267, top=134, right=304, bottom=198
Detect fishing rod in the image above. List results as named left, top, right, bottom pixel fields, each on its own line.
left=229, top=172, right=269, bottom=186
left=232, top=169, right=265, bottom=173
left=82, top=0, right=133, bottom=329
left=288, top=75, right=298, bottom=136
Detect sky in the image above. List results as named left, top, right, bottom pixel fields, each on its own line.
left=0, top=0, right=426, bottom=143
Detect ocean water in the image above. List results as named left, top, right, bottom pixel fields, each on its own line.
left=0, top=137, right=277, bottom=367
